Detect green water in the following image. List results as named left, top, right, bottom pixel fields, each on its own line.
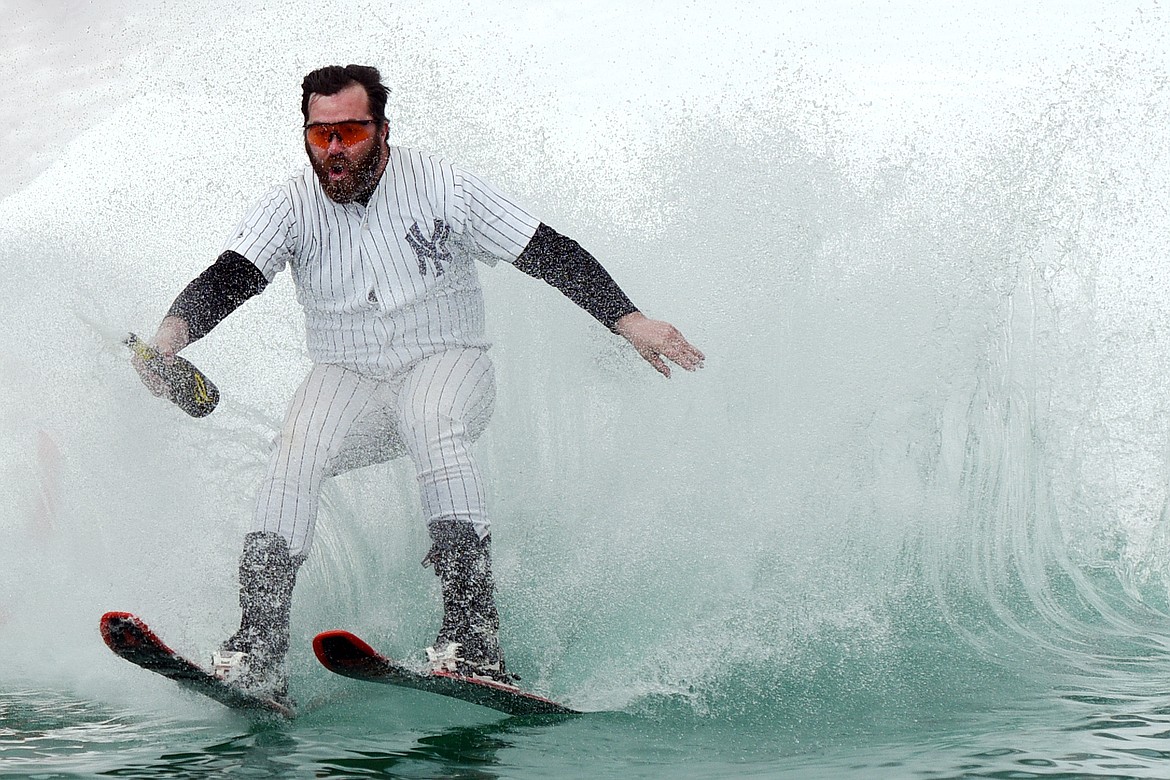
left=10, top=570, right=1170, bottom=778
left=8, top=633, right=1170, bottom=778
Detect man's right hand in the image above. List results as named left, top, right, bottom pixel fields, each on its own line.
left=131, top=316, right=191, bottom=398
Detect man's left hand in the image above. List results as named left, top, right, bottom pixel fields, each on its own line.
left=614, top=312, right=705, bottom=378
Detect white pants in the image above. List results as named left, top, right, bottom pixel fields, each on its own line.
left=252, top=348, right=496, bottom=557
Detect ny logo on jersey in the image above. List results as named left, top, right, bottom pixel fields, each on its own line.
left=405, top=219, right=451, bottom=277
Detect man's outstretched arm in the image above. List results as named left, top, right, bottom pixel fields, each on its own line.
left=133, top=251, right=268, bottom=397
left=514, top=223, right=704, bottom=377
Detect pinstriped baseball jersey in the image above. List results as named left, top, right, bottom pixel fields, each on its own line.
left=224, top=146, right=541, bottom=376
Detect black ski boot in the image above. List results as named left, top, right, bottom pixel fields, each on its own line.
left=212, top=531, right=304, bottom=705
left=422, top=520, right=515, bottom=683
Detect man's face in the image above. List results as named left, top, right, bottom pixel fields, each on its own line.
left=304, top=83, right=386, bottom=203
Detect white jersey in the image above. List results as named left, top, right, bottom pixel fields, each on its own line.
left=224, top=146, right=541, bottom=376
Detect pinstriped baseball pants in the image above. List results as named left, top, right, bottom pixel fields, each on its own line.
left=251, top=348, right=496, bottom=557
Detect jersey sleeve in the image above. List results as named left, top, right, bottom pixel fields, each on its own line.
left=454, top=168, right=541, bottom=264
left=166, top=251, right=269, bottom=341
left=222, top=184, right=297, bottom=281
left=514, top=223, right=638, bottom=331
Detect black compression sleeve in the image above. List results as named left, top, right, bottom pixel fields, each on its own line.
left=166, top=250, right=269, bottom=341
left=513, top=223, right=638, bottom=331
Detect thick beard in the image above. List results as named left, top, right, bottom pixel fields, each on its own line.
left=308, top=140, right=384, bottom=204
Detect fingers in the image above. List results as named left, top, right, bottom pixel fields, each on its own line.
left=641, top=348, right=671, bottom=378
left=638, top=331, right=704, bottom=378
left=654, top=326, right=704, bottom=374
left=129, top=321, right=188, bottom=400
left=131, top=353, right=172, bottom=398
left=663, top=334, right=705, bottom=371
left=620, top=317, right=705, bottom=378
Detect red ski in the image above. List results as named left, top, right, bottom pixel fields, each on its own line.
left=99, top=611, right=294, bottom=718
left=312, top=630, right=577, bottom=716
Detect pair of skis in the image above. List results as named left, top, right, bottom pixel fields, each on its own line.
left=112, top=344, right=575, bottom=717
left=99, top=612, right=576, bottom=718
left=110, top=345, right=575, bottom=717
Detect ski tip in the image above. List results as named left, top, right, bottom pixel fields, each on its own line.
left=313, top=630, right=378, bottom=666
left=101, top=610, right=136, bottom=622
left=99, top=611, right=175, bottom=656
left=99, top=611, right=138, bottom=641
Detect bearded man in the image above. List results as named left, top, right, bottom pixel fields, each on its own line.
left=134, top=64, right=704, bottom=707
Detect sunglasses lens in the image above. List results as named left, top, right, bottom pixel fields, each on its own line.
left=337, top=123, right=374, bottom=145
left=305, top=125, right=331, bottom=149
left=305, top=122, right=375, bottom=149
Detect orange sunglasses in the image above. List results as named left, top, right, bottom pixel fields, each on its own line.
left=304, top=120, right=380, bottom=150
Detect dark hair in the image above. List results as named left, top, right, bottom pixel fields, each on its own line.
left=301, top=65, right=389, bottom=123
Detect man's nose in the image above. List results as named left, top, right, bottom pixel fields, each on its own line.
left=326, top=134, right=346, bottom=154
